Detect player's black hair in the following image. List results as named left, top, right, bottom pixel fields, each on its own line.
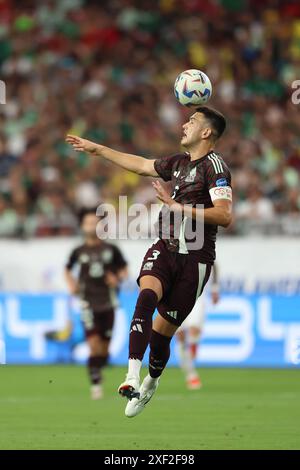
left=195, top=106, right=226, bottom=140
left=78, top=207, right=98, bottom=225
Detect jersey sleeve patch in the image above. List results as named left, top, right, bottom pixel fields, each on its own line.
left=216, top=177, right=228, bottom=187
left=209, top=186, right=232, bottom=202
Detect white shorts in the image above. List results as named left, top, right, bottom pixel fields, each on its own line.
left=178, top=295, right=205, bottom=331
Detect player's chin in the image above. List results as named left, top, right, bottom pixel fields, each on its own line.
left=181, top=136, right=188, bottom=146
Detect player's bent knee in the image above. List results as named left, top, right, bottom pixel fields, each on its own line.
left=98, top=340, right=110, bottom=356
left=88, top=335, right=103, bottom=356
left=190, top=327, right=201, bottom=338
left=138, top=287, right=159, bottom=306
left=139, top=275, right=163, bottom=301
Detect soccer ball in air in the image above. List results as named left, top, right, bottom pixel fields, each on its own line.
left=174, top=69, right=212, bottom=106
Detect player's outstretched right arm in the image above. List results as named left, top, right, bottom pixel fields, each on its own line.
left=65, top=135, right=158, bottom=177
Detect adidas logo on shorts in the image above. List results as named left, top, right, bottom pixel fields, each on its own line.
left=166, top=311, right=178, bottom=319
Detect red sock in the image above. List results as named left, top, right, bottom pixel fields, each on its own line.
left=190, top=344, right=197, bottom=360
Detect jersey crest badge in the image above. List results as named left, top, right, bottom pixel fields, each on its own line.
left=185, top=167, right=197, bottom=182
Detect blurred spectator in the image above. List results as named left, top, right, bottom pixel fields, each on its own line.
left=0, top=195, right=18, bottom=237
left=0, top=136, right=18, bottom=178
left=235, top=185, right=275, bottom=221
left=0, top=0, right=299, bottom=238
left=35, top=189, right=77, bottom=236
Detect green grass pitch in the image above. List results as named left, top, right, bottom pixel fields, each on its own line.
left=0, top=366, right=299, bottom=450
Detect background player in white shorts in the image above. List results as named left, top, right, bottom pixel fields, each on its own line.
left=176, top=264, right=219, bottom=390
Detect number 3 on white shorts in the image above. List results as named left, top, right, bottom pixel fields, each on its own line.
left=147, top=250, right=160, bottom=261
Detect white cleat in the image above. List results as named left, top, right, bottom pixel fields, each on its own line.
left=125, top=374, right=159, bottom=418
left=91, top=384, right=103, bottom=400
left=118, top=375, right=140, bottom=401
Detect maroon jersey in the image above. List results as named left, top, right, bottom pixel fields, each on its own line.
left=153, top=150, right=232, bottom=264
left=66, top=242, right=127, bottom=312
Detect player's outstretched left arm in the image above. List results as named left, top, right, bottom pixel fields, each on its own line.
left=66, top=135, right=158, bottom=177
left=152, top=181, right=232, bottom=228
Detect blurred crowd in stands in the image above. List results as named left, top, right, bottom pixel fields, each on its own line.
left=0, top=0, right=300, bottom=237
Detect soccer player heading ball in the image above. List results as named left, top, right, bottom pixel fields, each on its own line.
left=66, top=105, right=232, bottom=417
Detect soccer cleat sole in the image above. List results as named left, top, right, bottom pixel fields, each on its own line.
left=118, top=385, right=140, bottom=400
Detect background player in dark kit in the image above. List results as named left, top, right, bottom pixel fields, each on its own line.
left=66, top=106, right=233, bottom=416
left=65, top=209, right=128, bottom=399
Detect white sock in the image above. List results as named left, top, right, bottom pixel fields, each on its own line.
left=177, top=340, right=187, bottom=370
left=185, top=349, right=197, bottom=379
left=177, top=340, right=185, bottom=369
left=127, top=358, right=142, bottom=380
left=143, top=374, right=159, bottom=389
left=177, top=341, right=195, bottom=375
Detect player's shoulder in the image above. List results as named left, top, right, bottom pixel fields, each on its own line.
left=67, top=244, right=84, bottom=264
left=100, top=242, right=121, bottom=264
left=172, top=152, right=191, bottom=168
left=175, top=151, right=190, bottom=160
left=205, top=151, right=231, bottom=174
left=101, top=241, right=115, bottom=251
left=100, top=241, right=121, bottom=256
left=71, top=244, right=85, bottom=254
left=154, top=152, right=189, bottom=181
left=159, top=152, right=189, bottom=164
left=155, top=151, right=187, bottom=161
